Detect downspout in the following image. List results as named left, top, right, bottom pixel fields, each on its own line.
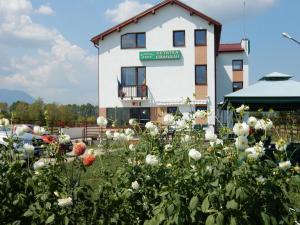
left=94, top=43, right=100, bottom=116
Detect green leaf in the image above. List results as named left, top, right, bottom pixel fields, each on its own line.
left=236, top=187, right=247, bottom=201
left=201, top=196, right=209, bottom=212
left=23, top=210, right=33, bottom=217
left=46, top=214, right=55, bottom=224
left=261, top=212, right=270, bottom=225
left=216, top=213, right=224, bottom=225
left=205, top=215, right=215, bottom=225
left=64, top=216, right=70, bottom=225
left=226, top=200, right=238, bottom=210
left=210, top=179, right=219, bottom=187
left=166, top=204, right=175, bottom=217
left=230, top=216, right=237, bottom=225
left=189, top=196, right=199, bottom=211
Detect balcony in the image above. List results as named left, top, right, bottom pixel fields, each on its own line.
left=118, top=85, right=148, bottom=100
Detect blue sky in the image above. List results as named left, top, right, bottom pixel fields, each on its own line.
left=0, top=0, right=299, bottom=104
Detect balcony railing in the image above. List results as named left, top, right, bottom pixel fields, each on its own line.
left=118, top=85, right=148, bottom=99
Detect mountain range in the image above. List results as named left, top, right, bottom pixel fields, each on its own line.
left=0, top=89, right=35, bottom=104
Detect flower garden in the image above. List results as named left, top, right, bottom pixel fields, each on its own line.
left=0, top=105, right=300, bottom=224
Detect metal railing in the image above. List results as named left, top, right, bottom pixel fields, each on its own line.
left=118, top=85, right=148, bottom=99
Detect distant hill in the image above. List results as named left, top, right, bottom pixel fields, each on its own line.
left=0, top=89, right=35, bottom=104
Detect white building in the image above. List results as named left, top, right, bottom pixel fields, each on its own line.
left=91, top=0, right=249, bottom=127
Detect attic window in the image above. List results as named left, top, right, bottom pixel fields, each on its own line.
left=121, top=33, right=146, bottom=49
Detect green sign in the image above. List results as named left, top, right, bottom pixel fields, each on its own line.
left=139, top=50, right=182, bottom=61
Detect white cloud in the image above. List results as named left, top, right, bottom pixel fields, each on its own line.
left=182, top=0, right=277, bottom=22
left=105, top=0, right=153, bottom=23
left=105, top=0, right=277, bottom=24
left=35, top=5, right=54, bottom=16
left=0, top=0, right=97, bottom=104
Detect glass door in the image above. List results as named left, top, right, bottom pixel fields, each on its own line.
left=130, top=108, right=150, bottom=124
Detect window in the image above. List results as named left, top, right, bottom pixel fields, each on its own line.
left=173, top=31, right=185, bottom=47
left=232, top=60, right=243, bottom=71
left=121, top=33, right=146, bottom=49
left=195, top=105, right=207, bottom=111
left=233, top=82, right=243, bottom=92
left=195, top=65, right=207, bottom=85
left=130, top=108, right=150, bottom=124
left=167, top=107, right=178, bottom=115
left=195, top=30, right=207, bottom=46
left=107, top=108, right=130, bottom=126
left=121, top=67, right=146, bottom=86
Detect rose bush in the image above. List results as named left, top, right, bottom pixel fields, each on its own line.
left=1, top=104, right=300, bottom=224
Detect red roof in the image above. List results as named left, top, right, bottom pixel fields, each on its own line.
left=91, top=0, right=222, bottom=51
left=218, top=43, right=244, bottom=53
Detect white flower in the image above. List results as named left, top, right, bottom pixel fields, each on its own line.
left=125, top=128, right=134, bottom=136
left=33, top=161, right=46, bottom=170
left=164, top=144, right=172, bottom=152
left=181, top=134, right=191, bottom=143
left=265, top=119, right=273, bottom=130
left=233, top=122, right=249, bottom=136
left=129, top=118, right=137, bottom=126
left=33, top=126, right=46, bottom=135
left=113, top=132, right=120, bottom=140
left=235, top=136, right=248, bottom=150
left=205, top=130, right=217, bottom=142
left=131, top=181, right=140, bottom=190
left=15, top=125, right=30, bottom=136
left=149, top=127, right=159, bottom=137
left=0, top=118, right=9, bottom=127
left=255, top=119, right=266, bottom=130
left=58, top=134, right=71, bottom=144
left=247, top=116, right=257, bottom=127
left=166, top=163, right=172, bottom=168
left=163, top=114, right=174, bottom=126
left=145, top=154, right=159, bottom=166
left=145, top=122, right=155, bottom=130
left=119, top=133, right=128, bottom=141
left=129, top=144, right=135, bottom=151
left=176, top=119, right=188, bottom=130
left=54, top=191, right=59, bottom=197
left=279, top=161, right=291, bottom=170
left=23, top=143, right=34, bottom=158
left=194, top=110, right=206, bottom=119
left=188, top=149, right=202, bottom=161
left=256, top=176, right=266, bottom=184
left=97, top=116, right=107, bottom=128
left=58, top=197, right=73, bottom=207
left=276, top=139, right=287, bottom=152
left=245, top=143, right=265, bottom=159
left=105, top=130, right=113, bottom=139
left=236, top=105, right=249, bottom=113
left=210, top=138, right=223, bottom=147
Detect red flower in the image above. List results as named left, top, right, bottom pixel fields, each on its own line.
left=73, top=142, right=86, bottom=156
left=83, top=154, right=96, bottom=167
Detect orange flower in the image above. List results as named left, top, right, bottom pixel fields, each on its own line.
left=83, top=154, right=96, bottom=167
left=73, top=142, right=86, bottom=156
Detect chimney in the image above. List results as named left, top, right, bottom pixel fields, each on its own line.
left=241, top=38, right=250, bottom=55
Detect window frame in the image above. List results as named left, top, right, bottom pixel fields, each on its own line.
left=121, top=32, right=146, bottom=49
left=195, top=65, right=207, bottom=85
left=173, top=30, right=186, bottom=47
left=232, top=81, right=243, bottom=92
left=232, top=60, right=243, bottom=71
left=195, top=105, right=207, bottom=111
left=194, top=29, right=207, bottom=46
left=121, top=66, right=146, bottom=87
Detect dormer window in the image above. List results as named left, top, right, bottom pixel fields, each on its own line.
left=121, top=33, right=146, bottom=49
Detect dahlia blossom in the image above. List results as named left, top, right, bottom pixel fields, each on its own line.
left=83, top=154, right=96, bottom=167
left=0, top=118, right=9, bottom=127
left=97, top=116, right=107, bottom=128
left=33, top=126, right=46, bottom=135
left=233, top=122, right=249, bottom=136
left=164, top=144, right=172, bottom=152
left=194, top=110, right=206, bottom=119
left=145, top=154, right=159, bottom=166
left=235, top=136, right=248, bottom=150
left=131, top=181, right=140, bottom=190
left=129, top=118, right=137, bottom=126
left=279, top=161, right=291, bottom=170
left=276, top=138, right=287, bottom=152
left=73, top=142, right=86, bottom=156
left=247, top=116, right=257, bottom=127
left=163, top=114, right=175, bottom=126
left=105, top=130, right=113, bottom=139
left=188, top=149, right=202, bottom=161
left=205, top=130, right=217, bottom=142
left=58, top=134, right=71, bottom=144
left=58, top=197, right=73, bottom=207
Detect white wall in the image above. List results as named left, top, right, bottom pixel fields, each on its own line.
left=98, top=5, right=215, bottom=113
left=216, top=52, right=249, bottom=105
